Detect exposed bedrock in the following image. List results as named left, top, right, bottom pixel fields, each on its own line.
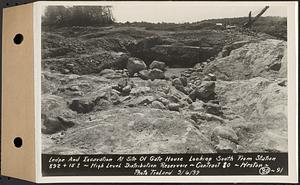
left=204, top=39, right=287, bottom=81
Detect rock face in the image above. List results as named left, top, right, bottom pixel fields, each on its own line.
left=215, top=77, right=287, bottom=152
left=42, top=95, right=76, bottom=134
left=220, top=40, right=250, bottom=57
left=43, top=108, right=215, bottom=154
left=127, top=57, right=147, bottom=76
left=204, top=39, right=287, bottom=81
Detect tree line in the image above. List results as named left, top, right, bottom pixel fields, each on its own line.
left=42, top=6, right=115, bottom=27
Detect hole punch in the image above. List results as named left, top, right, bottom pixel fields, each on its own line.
left=13, top=34, right=24, bottom=45
left=13, top=137, right=23, bottom=148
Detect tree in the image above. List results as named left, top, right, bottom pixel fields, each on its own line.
left=42, top=6, right=115, bottom=27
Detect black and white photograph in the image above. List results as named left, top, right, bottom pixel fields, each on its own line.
left=41, top=3, right=288, bottom=154
left=38, top=1, right=295, bottom=180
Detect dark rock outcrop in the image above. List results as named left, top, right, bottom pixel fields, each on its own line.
left=69, top=98, right=95, bottom=113
left=150, top=45, right=200, bottom=67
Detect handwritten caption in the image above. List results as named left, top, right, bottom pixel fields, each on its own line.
left=43, top=153, right=287, bottom=176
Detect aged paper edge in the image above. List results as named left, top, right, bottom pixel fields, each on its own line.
left=1, top=3, right=36, bottom=182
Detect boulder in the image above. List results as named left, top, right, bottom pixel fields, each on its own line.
left=127, top=57, right=147, bottom=76
left=138, top=70, right=150, bottom=80
left=189, top=101, right=205, bottom=111
left=188, top=88, right=199, bottom=102
left=99, top=69, right=115, bottom=76
left=157, top=97, right=170, bottom=106
left=203, top=102, right=223, bottom=116
left=110, top=91, right=121, bottom=105
left=211, top=126, right=239, bottom=144
left=197, top=81, right=216, bottom=102
left=148, top=69, right=165, bottom=80
left=172, top=78, right=183, bottom=87
left=151, top=101, right=166, bottom=110
left=215, top=138, right=237, bottom=153
left=203, top=73, right=217, bottom=81
left=42, top=95, right=76, bottom=134
left=122, top=85, right=132, bottom=94
left=149, top=60, right=166, bottom=71
left=42, top=115, right=76, bottom=134
left=182, top=96, right=193, bottom=104
left=130, top=86, right=151, bottom=96
left=172, top=78, right=187, bottom=94
left=168, top=103, right=181, bottom=111
left=69, top=98, right=95, bottom=113
left=189, top=81, right=216, bottom=102
left=179, top=77, right=188, bottom=86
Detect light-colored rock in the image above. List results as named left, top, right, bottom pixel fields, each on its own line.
left=99, top=68, right=115, bottom=76
left=215, top=77, right=287, bottom=152
left=130, top=86, right=151, bottom=96
left=151, top=101, right=166, bottom=110
left=215, top=138, right=237, bottom=153
left=168, top=103, right=181, bottom=111
left=189, top=101, right=205, bottom=111
left=157, top=97, right=170, bottom=106
left=43, top=108, right=215, bottom=154
left=205, top=39, right=287, bottom=80
left=211, top=126, right=239, bottom=144
left=149, top=60, right=166, bottom=71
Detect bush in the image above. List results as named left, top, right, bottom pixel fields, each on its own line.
left=42, top=6, right=115, bottom=27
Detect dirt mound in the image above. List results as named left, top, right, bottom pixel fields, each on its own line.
left=43, top=52, right=129, bottom=75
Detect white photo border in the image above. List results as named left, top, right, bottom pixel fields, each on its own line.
left=34, top=1, right=298, bottom=183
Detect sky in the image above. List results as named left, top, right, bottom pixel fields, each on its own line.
left=112, top=4, right=287, bottom=23
left=42, top=2, right=287, bottom=23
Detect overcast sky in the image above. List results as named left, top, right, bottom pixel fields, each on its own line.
left=112, top=4, right=287, bottom=23
left=42, top=2, right=287, bottom=23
